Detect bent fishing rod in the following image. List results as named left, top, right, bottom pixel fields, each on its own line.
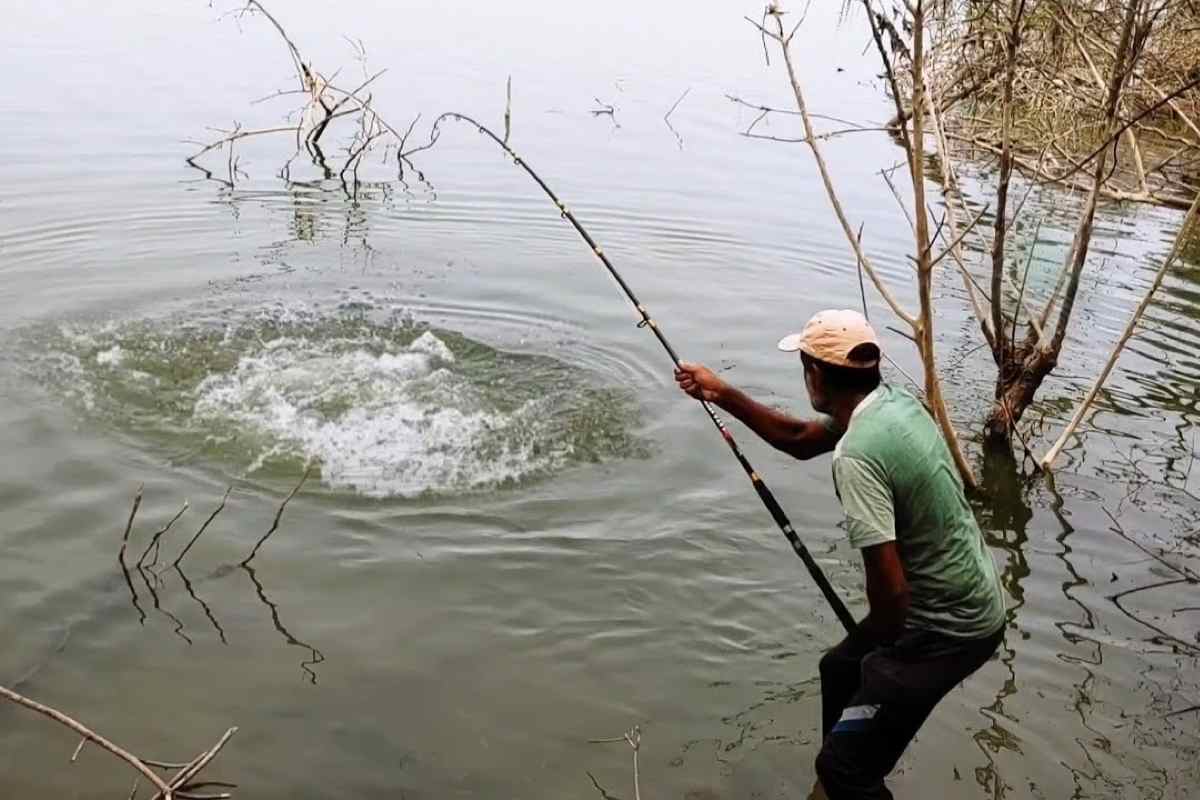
left=420, top=113, right=856, bottom=634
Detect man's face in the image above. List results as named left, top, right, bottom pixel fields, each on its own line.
left=803, top=359, right=830, bottom=414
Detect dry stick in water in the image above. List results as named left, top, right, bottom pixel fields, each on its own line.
left=0, top=684, right=173, bottom=796
left=240, top=464, right=313, bottom=566
left=1041, top=189, right=1200, bottom=469
left=588, top=726, right=642, bottom=800
left=171, top=488, right=232, bottom=569
left=118, top=485, right=145, bottom=564
left=151, top=727, right=240, bottom=800
left=664, top=87, right=690, bottom=149
left=118, top=487, right=148, bottom=623
left=138, top=502, right=190, bottom=569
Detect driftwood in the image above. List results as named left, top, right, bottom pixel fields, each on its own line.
left=0, top=684, right=237, bottom=800
left=588, top=726, right=643, bottom=800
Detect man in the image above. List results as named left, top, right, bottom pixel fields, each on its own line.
left=674, top=309, right=1005, bottom=800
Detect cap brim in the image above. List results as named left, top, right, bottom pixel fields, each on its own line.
left=777, top=333, right=805, bottom=353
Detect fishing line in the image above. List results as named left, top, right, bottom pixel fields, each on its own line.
left=422, top=113, right=856, bottom=634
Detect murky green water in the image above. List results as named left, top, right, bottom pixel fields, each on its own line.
left=1, top=2, right=1198, bottom=798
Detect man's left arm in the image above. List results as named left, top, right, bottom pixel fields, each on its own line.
left=833, top=456, right=910, bottom=642
left=860, top=542, right=910, bottom=643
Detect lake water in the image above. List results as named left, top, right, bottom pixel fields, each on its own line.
left=2, top=1, right=1198, bottom=798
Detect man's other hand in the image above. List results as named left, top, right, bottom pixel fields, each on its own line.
left=674, top=362, right=726, bottom=403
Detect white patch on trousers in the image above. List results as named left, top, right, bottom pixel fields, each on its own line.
left=839, top=704, right=880, bottom=722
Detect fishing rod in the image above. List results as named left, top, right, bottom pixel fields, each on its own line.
left=421, top=113, right=856, bottom=634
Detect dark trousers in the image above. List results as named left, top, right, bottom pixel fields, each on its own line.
left=815, top=624, right=1003, bottom=800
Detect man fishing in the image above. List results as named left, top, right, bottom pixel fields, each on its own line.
left=674, top=309, right=1005, bottom=800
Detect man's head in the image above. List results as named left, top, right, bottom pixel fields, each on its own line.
left=777, top=309, right=881, bottom=413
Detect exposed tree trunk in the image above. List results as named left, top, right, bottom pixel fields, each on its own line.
left=907, top=1, right=981, bottom=489
left=770, top=2, right=978, bottom=488
left=982, top=0, right=1144, bottom=448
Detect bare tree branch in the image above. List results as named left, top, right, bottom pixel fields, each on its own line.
left=1041, top=188, right=1200, bottom=468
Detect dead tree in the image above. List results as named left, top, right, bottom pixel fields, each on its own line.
left=186, top=1, right=425, bottom=197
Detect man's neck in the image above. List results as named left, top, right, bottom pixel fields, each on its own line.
left=831, top=389, right=875, bottom=432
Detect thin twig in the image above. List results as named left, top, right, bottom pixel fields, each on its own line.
left=664, top=87, right=690, bottom=149
left=1165, top=705, right=1200, bottom=719
left=589, top=726, right=641, bottom=800
left=750, top=11, right=915, bottom=327
left=118, top=485, right=145, bottom=564
left=150, top=728, right=239, bottom=800
left=1009, top=217, right=1044, bottom=347
left=171, top=488, right=232, bottom=569
left=138, top=503, right=190, bottom=569
left=928, top=202, right=990, bottom=269
left=0, top=685, right=171, bottom=795
left=1041, top=188, right=1200, bottom=468
left=240, top=464, right=313, bottom=566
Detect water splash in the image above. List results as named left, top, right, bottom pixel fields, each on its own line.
left=25, top=302, right=646, bottom=497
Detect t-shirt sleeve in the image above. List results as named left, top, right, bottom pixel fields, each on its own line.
left=832, top=455, right=896, bottom=550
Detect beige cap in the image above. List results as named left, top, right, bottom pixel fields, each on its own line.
left=777, top=309, right=881, bottom=368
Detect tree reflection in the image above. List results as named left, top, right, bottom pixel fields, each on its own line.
left=968, top=446, right=1036, bottom=799
left=242, top=563, right=326, bottom=685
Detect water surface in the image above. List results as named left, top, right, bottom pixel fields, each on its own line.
left=2, top=2, right=1198, bottom=798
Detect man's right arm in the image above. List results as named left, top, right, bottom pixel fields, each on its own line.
left=674, top=362, right=840, bottom=460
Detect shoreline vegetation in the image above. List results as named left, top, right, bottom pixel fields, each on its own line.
left=905, top=0, right=1200, bottom=211
left=751, top=0, right=1200, bottom=480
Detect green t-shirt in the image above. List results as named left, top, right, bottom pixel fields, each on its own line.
left=831, top=384, right=1005, bottom=639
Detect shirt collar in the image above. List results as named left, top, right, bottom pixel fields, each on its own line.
left=849, top=385, right=885, bottom=423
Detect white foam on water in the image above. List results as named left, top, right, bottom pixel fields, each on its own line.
left=25, top=298, right=640, bottom=499
left=95, top=345, right=124, bottom=366
left=407, top=330, right=456, bottom=363
left=191, top=331, right=570, bottom=498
